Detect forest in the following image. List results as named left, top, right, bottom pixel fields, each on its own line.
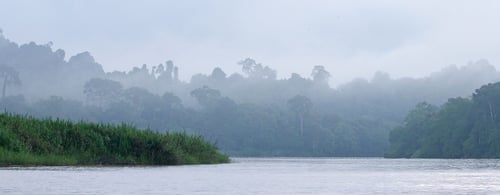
left=1, top=32, right=500, bottom=157
left=386, top=82, right=500, bottom=158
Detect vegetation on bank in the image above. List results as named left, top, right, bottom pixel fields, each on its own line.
left=0, top=113, right=229, bottom=166
left=386, top=82, right=500, bottom=158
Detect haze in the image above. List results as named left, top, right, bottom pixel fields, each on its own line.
left=1, top=0, right=499, bottom=85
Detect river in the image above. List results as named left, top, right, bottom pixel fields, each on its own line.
left=1, top=158, right=500, bottom=194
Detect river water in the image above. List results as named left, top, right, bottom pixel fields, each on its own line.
left=1, top=158, right=500, bottom=194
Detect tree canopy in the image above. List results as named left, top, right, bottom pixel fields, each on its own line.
left=386, top=82, right=500, bottom=158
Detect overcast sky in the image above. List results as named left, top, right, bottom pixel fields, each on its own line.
left=1, top=0, right=499, bottom=85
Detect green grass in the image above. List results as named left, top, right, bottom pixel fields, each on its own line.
left=0, top=148, right=78, bottom=166
left=0, top=113, right=229, bottom=166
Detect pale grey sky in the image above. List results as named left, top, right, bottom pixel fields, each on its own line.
left=1, top=0, right=499, bottom=85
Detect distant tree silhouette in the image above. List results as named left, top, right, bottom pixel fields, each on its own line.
left=287, top=95, right=313, bottom=136
left=311, top=65, right=330, bottom=84
left=166, top=60, right=174, bottom=81
left=83, top=78, right=123, bottom=108
left=190, top=85, right=221, bottom=107
left=173, top=66, right=179, bottom=81
left=0, top=64, right=21, bottom=99
left=238, top=58, right=276, bottom=80
left=210, top=67, right=226, bottom=81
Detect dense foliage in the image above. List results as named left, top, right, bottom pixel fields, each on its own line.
left=1, top=32, right=500, bottom=157
left=386, top=82, right=500, bottom=158
left=0, top=113, right=229, bottom=165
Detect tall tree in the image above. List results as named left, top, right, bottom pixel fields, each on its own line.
left=165, top=60, right=174, bottom=81
left=0, top=64, right=21, bottom=99
left=287, top=95, right=313, bottom=136
left=311, top=65, right=330, bottom=84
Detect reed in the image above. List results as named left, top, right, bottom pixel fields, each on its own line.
left=0, top=113, right=229, bottom=166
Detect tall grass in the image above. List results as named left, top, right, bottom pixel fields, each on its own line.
left=0, top=113, right=229, bottom=166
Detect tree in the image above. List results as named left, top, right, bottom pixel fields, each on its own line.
left=165, top=60, right=174, bottom=80
left=0, top=64, right=21, bottom=99
left=154, top=60, right=180, bottom=82
left=67, top=52, right=105, bottom=76
left=311, top=65, right=330, bottom=84
left=173, top=66, right=179, bottom=81
left=210, top=67, right=226, bottom=81
left=472, top=82, right=500, bottom=126
left=463, top=82, right=500, bottom=156
left=288, top=73, right=312, bottom=89
left=385, top=102, right=438, bottom=158
left=83, top=78, right=123, bottom=108
left=162, top=92, right=183, bottom=109
left=436, top=97, right=472, bottom=158
left=190, top=86, right=222, bottom=108
left=155, top=63, right=165, bottom=75
left=287, top=95, right=313, bottom=136
left=238, top=58, right=276, bottom=80
left=122, top=87, right=158, bottom=109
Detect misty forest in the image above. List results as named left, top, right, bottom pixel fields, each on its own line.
left=1, top=32, right=500, bottom=158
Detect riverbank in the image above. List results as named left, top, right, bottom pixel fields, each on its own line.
left=0, top=113, right=229, bottom=166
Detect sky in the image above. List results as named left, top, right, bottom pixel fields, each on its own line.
left=1, top=0, right=500, bottom=86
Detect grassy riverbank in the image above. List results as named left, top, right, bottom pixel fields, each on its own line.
left=0, top=113, right=229, bottom=166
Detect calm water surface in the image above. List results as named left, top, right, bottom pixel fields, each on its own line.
left=1, top=158, right=500, bottom=194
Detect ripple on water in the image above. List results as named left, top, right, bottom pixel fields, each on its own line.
left=1, top=158, right=500, bottom=194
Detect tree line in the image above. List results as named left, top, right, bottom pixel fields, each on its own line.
left=386, top=82, right=500, bottom=158
left=1, top=31, right=500, bottom=156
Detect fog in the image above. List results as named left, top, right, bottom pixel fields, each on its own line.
left=1, top=29, right=499, bottom=156
left=1, top=1, right=500, bottom=157
left=1, top=1, right=500, bottom=86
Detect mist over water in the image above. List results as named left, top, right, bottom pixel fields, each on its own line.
left=1, top=1, right=500, bottom=193
left=1, top=31, right=500, bottom=157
